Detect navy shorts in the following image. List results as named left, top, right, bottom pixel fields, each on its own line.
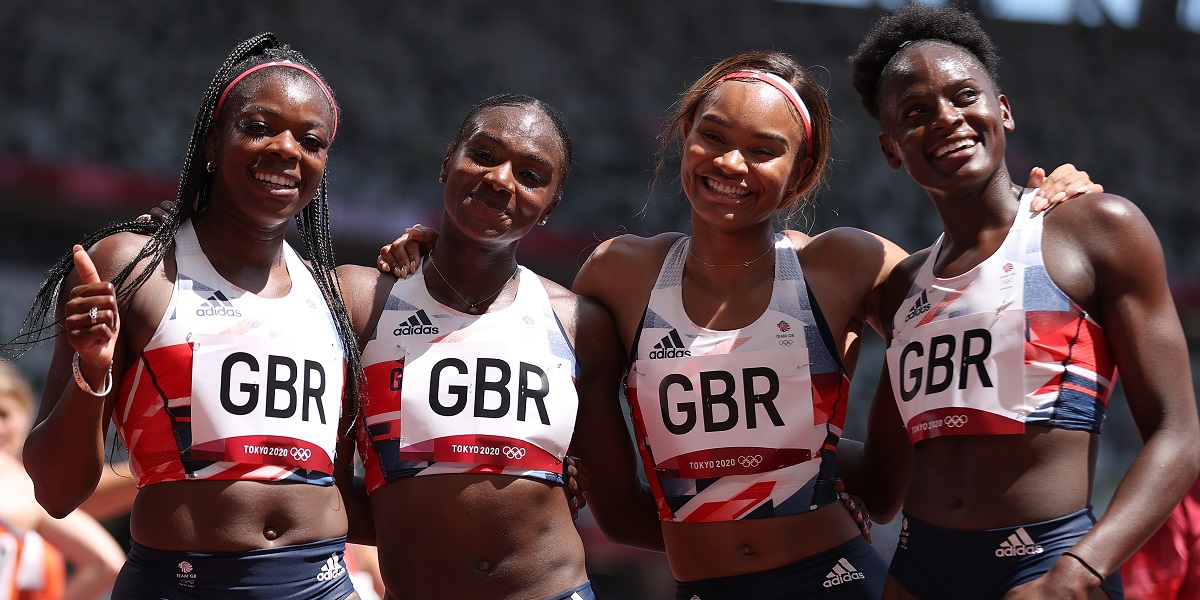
left=889, top=508, right=1123, bottom=600
left=550, top=580, right=598, bottom=600
left=110, top=536, right=356, bottom=599
left=673, top=536, right=886, bottom=599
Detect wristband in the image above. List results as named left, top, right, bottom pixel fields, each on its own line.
left=1062, top=550, right=1104, bottom=584
left=71, top=353, right=113, bottom=397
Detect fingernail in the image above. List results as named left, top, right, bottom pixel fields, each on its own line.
left=1053, top=192, right=1066, bottom=202
left=1077, top=186, right=1090, bottom=194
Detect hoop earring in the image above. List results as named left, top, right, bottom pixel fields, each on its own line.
left=206, top=161, right=215, bottom=173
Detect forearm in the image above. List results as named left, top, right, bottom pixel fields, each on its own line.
left=339, top=474, right=376, bottom=546
left=26, top=384, right=111, bottom=517
left=588, top=484, right=665, bottom=552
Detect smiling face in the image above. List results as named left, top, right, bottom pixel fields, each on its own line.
left=877, top=42, right=1013, bottom=198
left=206, top=69, right=335, bottom=226
left=439, top=104, right=566, bottom=246
left=680, top=79, right=811, bottom=230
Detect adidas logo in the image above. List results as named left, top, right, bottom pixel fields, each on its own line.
left=904, top=290, right=930, bottom=323
left=315, top=554, right=346, bottom=582
left=823, top=557, right=865, bottom=587
left=195, top=291, right=242, bottom=317
left=995, top=527, right=1044, bottom=557
left=393, top=309, right=439, bottom=336
left=649, top=329, right=690, bottom=359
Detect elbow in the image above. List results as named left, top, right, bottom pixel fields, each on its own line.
left=28, top=464, right=98, bottom=519
left=34, top=489, right=83, bottom=520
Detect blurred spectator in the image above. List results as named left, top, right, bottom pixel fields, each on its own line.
left=0, top=360, right=125, bottom=600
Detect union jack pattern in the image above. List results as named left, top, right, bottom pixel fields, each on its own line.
left=627, top=235, right=849, bottom=522
left=888, top=189, right=1117, bottom=443
left=114, top=220, right=345, bottom=487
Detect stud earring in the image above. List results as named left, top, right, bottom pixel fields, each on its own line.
left=206, top=161, right=215, bottom=173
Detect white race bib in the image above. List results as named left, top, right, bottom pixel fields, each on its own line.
left=632, top=348, right=814, bottom=478
left=190, top=334, right=344, bottom=472
left=887, top=309, right=1028, bottom=442
left=398, top=342, right=577, bottom=472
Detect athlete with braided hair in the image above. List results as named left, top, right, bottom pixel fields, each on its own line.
left=849, top=4, right=1200, bottom=598
left=11, top=33, right=363, bottom=598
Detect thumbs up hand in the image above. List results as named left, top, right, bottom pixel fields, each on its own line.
left=67, top=245, right=120, bottom=381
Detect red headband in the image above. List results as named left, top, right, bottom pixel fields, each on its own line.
left=214, top=60, right=338, bottom=140
left=714, top=70, right=813, bottom=156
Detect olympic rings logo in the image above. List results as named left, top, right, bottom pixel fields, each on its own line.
left=503, top=446, right=526, bottom=460
left=944, top=415, right=968, bottom=428
left=290, top=447, right=312, bottom=461
left=738, top=455, right=763, bottom=468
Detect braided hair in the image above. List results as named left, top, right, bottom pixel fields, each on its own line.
left=7, top=32, right=363, bottom=421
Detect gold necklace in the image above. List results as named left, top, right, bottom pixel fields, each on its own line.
left=687, top=243, right=774, bottom=268
left=427, top=253, right=517, bottom=314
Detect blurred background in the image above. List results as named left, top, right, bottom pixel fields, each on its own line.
left=1, top=0, right=1197, bottom=597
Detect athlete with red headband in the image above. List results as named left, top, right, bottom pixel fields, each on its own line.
left=12, top=33, right=365, bottom=598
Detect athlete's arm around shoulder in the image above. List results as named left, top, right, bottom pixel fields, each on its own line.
left=546, top=278, right=665, bottom=552
left=839, top=247, right=929, bottom=524
left=333, top=263, right=397, bottom=351
left=25, top=232, right=165, bottom=517
left=572, top=232, right=682, bottom=349
left=1040, top=193, right=1200, bottom=582
left=331, top=263, right=396, bottom=545
left=795, top=227, right=909, bottom=346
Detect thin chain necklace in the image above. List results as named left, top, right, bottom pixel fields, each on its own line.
left=426, top=253, right=517, bottom=315
left=687, top=242, right=774, bottom=268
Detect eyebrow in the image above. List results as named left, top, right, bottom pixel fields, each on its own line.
left=896, top=76, right=979, bottom=106
left=245, top=104, right=331, bottom=133
left=699, top=113, right=791, bottom=149
left=476, top=131, right=555, bottom=169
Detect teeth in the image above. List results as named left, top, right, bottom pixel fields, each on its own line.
left=935, top=139, right=976, bottom=158
left=706, top=178, right=750, bottom=198
left=255, top=173, right=296, bottom=188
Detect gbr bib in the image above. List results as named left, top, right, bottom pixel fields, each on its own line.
left=627, top=235, right=849, bottom=522
left=114, top=219, right=346, bottom=486
left=359, top=265, right=579, bottom=492
left=887, top=189, right=1117, bottom=444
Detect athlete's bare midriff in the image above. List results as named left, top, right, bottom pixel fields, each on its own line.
left=903, top=426, right=1096, bottom=530
left=663, top=500, right=862, bottom=582
left=370, top=473, right=587, bottom=600
left=130, top=480, right=348, bottom=552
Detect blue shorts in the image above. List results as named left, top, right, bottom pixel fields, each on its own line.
left=110, top=536, right=356, bottom=599
left=673, top=536, right=886, bottom=599
left=550, top=581, right=598, bottom=600
left=889, top=508, right=1123, bottom=600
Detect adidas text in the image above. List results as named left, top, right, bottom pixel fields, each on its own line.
left=824, top=558, right=865, bottom=588
left=995, top=544, right=1043, bottom=557
left=196, top=306, right=243, bottom=318
left=316, top=556, right=346, bottom=582
left=824, top=571, right=865, bottom=587
left=649, top=348, right=691, bottom=359
left=995, top=528, right=1044, bottom=557
left=394, top=324, right=439, bottom=335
